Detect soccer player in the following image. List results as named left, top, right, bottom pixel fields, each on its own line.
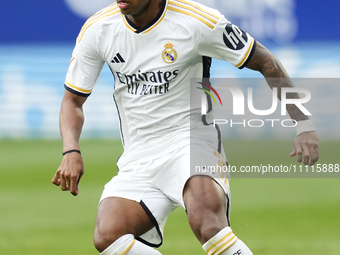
left=52, top=0, right=319, bottom=254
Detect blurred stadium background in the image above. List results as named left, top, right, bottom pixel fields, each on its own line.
left=0, top=0, right=339, bottom=254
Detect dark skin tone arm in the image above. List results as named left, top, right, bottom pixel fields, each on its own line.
left=52, top=90, right=87, bottom=196
left=245, top=42, right=319, bottom=165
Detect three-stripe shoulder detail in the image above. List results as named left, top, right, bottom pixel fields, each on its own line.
left=77, top=3, right=121, bottom=42
left=168, top=0, right=220, bottom=29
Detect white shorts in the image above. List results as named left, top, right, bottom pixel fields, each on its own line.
left=100, top=143, right=231, bottom=247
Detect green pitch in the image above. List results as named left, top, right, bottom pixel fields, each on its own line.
left=0, top=139, right=339, bottom=254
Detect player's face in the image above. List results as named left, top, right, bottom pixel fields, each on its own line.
left=116, top=0, right=162, bottom=26
left=117, top=0, right=150, bottom=15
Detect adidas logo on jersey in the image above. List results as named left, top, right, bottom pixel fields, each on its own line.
left=111, top=53, right=125, bottom=63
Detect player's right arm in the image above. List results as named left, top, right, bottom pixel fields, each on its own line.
left=52, top=90, right=87, bottom=196
left=52, top=20, right=105, bottom=195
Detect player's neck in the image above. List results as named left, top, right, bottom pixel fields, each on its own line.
left=127, top=0, right=163, bottom=28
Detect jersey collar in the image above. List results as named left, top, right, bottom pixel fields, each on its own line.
left=123, top=0, right=168, bottom=34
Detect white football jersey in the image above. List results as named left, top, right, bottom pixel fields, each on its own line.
left=65, top=0, right=256, bottom=169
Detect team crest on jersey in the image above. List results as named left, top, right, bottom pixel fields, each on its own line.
left=162, top=42, right=177, bottom=64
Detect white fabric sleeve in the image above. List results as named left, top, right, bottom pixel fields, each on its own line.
left=65, top=26, right=105, bottom=97
left=197, top=14, right=256, bottom=69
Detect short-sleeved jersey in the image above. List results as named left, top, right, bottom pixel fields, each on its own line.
left=65, top=0, right=256, bottom=169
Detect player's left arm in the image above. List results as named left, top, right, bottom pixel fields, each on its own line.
left=245, top=42, right=319, bottom=166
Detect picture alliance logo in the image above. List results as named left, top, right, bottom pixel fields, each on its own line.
left=198, top=83, right=312, bottom=128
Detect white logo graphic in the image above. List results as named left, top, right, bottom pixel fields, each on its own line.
left=64, top=0, right=113, bottom=18
left=202, top=85, right=311, bottom=116
left=223, top=23, right=248, bottom=50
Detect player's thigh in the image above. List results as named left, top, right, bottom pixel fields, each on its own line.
left=184, top=175, right=227, bottom=218
left=94, top=197, right=154, bottom=242
left=183, top=142, right=230, bottom=222
left=183, top=176, right=229, bottom=243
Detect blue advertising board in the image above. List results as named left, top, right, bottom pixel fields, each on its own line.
left=0, top=0, right=339, bottom=43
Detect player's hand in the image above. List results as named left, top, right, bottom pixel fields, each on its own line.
left=52, top=153, right=84, bottom=196
left=290, top=131, right=319, bottom=166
